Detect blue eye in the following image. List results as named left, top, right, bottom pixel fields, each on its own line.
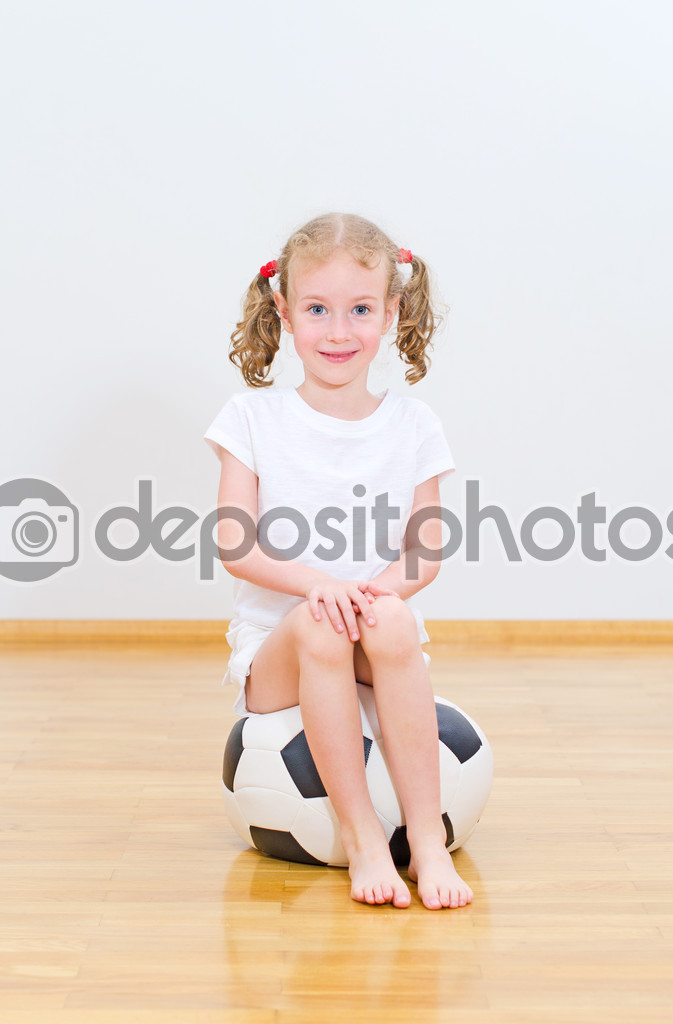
left=309, top=305, right=326, bottom=315
left=353, top=305, right=370, bottom=315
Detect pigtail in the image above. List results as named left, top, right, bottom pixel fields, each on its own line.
left=394, top=255, right=442, bottom=384
left=229, top=273, right=281, bottom=388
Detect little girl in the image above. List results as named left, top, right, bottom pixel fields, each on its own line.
left=204, top=213, right=473, bottom=911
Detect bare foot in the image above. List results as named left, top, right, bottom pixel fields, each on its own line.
left=342, top=831, right=411, bottom=908
left=408, top=842, right=473, bottom=910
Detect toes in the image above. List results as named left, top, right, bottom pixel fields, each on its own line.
left=441, top=885, right=472, bottom=908
left=421, top=882, right=473, bottom=910
left=420, top=887, right=442, bottom=910
left=438, top=886, right=453, bottom=908
left=393, top=886, right=411, bottom=908
left=373, top=885, right=387, bottom=904
left=352, top=882, right=405, bottom=907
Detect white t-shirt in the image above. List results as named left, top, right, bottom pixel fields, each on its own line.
left=203, top=385, right=455, bottom=629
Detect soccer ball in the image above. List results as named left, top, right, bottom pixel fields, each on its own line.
left=222, top=683, right=493, bottom=866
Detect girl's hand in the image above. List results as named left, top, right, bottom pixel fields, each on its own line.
left=306, top=579, right=384, bottom=642
left=355, top=580, right=400, bottom=603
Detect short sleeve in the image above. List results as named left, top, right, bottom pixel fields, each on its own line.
left=414, top=404, right=456, bottom=486
left=203, top=394, right=256, bottom=473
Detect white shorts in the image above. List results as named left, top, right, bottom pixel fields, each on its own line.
left=223, top=605, right=432, bottom=717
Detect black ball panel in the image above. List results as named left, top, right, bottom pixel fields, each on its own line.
left=281, top=732, right=327, bottom=799
left=222, top=717, right=247, bottom=791
left=387, top=813, right=454, bottom=866
left=281, top=731, right=375, bottom=800
left=249, top=825, right=327, bottom=866
left=388, top=826, right=410, bottom=866
left=435, top=703, right=482, bottom=764
left=441, top=811, right=455, bottom=847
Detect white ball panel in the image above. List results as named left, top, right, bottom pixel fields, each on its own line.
left=221, top=781, right=253, bottom=846
left=235, top=748, right=300, bottom=799
left=446, top=744, right=494, bottom=840
left=374, top=810, right=397, bottom=844
left=365, top=740, right=403, bottom=826
left=242, top=706, right=304, bottom=752
left=292, top=802, right=346, bottom=866
left=356, top=683, right=381, bottom=740
left=236, top=787, right=302, bottom=832
left=449, top=822, right=477, bottom=852
left=299, top=795, right=341, bottom=825
left=437, top=742, right=462, bottom=808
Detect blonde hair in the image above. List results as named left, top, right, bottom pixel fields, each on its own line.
left=229, top=212, right=443, bottom=388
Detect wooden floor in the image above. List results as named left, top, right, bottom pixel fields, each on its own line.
left=1, top=638, right=672, bottom=1022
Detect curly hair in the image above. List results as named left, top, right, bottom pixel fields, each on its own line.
left=229, top=213, right=443, bottom=387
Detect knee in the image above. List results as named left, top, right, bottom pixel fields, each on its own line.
left=289, top=600, right=353, bottom=666
left=357, top=596, right=419, bottom=660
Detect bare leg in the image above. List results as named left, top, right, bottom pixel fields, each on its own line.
left=247, top=601, right=411, bottom=908
left=357, top=597, right=474, bottom=910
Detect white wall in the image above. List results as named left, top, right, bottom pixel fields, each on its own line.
left=1, top=0, right=671, bottom=620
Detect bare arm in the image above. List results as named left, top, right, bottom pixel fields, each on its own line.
left=216, top=449, right=332, bottom=596
left=368, top=475, right=444, bottom=600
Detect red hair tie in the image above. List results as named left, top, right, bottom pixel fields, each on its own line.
left=260, top=260, right=278, bottom=279
left=398, top=248, right=413, bottom=264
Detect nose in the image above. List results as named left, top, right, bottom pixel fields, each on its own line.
left=325, top=312, right=351, bottom=343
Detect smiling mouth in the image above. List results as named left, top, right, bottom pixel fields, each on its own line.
left=319, top=351, right=358, bottom=363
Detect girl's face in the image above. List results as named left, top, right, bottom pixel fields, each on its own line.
left=274, top=251, right=399, bottom=394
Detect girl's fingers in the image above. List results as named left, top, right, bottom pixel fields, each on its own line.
left=334, top=595, right=360, bottom=641
left=307, top=589, right=322, bottom=621
left=337, top=592, right=365, bottom=641
left=323, top=596, right=347, bottom=635
left=351, top=590, right=376, bottom=626
left=308, top=583, right=390, bottom=640
left=360, top=582, right=400, bottom=599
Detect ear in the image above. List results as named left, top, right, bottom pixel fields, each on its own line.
left=274, top=290, right=293, bottom=334
left=383, top=294, right=400, bottom=334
